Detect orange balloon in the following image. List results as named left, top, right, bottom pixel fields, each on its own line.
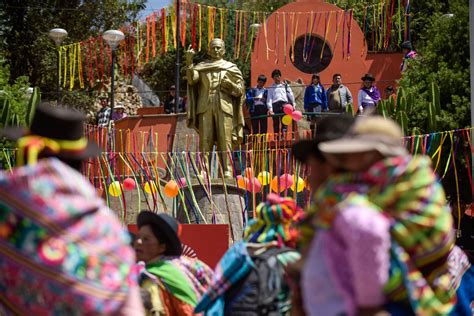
left=164, top=180, right=179, bottom=198
left=237, top=175, right=249, bottom=189
left=271, top=176, right=284, bottom=193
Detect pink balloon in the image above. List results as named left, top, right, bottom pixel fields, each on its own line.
left=291, top=110, right=303, bottom=122
left=123, top=178, right=136, bottom=191
left=279, top=174, right=294, bottom=189
left=283, top=104, right=294, bottom=115
left=246, top=177, right=262, bottom=193
left=177, top=177, right=187, bottom=188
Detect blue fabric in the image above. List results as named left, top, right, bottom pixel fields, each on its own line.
left=194, top=242, right=254, bottom=315
left=246, top=87, right=268, bottom=113
left=450, top=265, right=474, bottom=316
left=304, top=84, right=327, bottom=111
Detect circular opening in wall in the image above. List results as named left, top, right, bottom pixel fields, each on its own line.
left=289, top=34, right=333, bottom=74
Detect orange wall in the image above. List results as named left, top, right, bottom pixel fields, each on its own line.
left=250, top=1, right=403, bottom=106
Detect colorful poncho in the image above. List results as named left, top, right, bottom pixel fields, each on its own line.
left=310, top=155, right=456, bottom=315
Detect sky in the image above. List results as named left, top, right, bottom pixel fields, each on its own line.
left=144, top=0, right=172, bottom=13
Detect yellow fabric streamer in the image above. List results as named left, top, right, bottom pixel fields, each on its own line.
left=77, top=43, right=84, bottom=89
left=198, top=4, right=202, bottom=51
left=16, top=135, right=88, bottom=167
left=219, top=8, right=224, bottom=39
left=320, top=12, right=332, bottom=60
left=63, top=46, right=67, bottom=88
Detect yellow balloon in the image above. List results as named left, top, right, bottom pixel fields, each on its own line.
left=257, top=171, right=272, bottom=186
left=282, top=114, right=292, bottom=126
left=291, top=176, right=305, bottom=193
left=108, top=181, right=122, bottom=197
left=144, top=181, right=157, bottom=194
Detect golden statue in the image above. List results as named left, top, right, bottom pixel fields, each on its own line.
left=185, top=38, right=245, bottom=178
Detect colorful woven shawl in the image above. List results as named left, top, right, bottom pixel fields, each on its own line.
left=311, top=155, right=456, bottom=315
left=244, top=193, right=303, bottom=248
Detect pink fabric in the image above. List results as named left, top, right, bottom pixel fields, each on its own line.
left=118, top=285, right=145, bottom=315
left=305, top=202, right=391, bottom=315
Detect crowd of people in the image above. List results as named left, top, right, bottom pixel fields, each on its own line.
left=0, top=101, right=472, bottom=315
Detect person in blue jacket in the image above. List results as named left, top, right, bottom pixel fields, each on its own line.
left=246, top=74, right=269, bottom=134
left=304, top=74, right=327, bottom=136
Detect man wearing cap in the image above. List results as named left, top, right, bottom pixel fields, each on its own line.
left=246, top=74, right=269, bottom=134
left=400, top=40, right=417, bottom=72
left=185, top=39, right=245, bottom=178
left=164, top=85, right=186, bottom=114
left=0, top=103, right=143, bottom=314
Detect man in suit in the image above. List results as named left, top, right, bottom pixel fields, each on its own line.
left=185, top=38, right=245, bottom=178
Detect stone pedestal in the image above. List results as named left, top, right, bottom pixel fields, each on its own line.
left=177, top=180, right=245, bottom=242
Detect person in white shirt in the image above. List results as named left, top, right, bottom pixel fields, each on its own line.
left=357, top=73, right=381, bottom=114
left=266, top=69, right=295, bottom=135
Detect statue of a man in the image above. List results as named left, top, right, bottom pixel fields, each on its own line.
left=185, top=39, right=245, bottom=178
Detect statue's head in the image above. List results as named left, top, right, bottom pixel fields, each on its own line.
left=209, top=38, right=225, bottom=60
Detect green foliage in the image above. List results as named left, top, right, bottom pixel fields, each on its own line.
left=398, top=0, right=469, bottom=134
left=0, top=60, right=30, bottom=127
left=1, top=0, right=145, bottom=104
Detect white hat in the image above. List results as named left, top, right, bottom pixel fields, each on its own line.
left=318, top=116, right=408, bottom=158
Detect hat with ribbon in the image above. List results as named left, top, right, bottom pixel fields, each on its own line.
left=1, top=103, right=100, bottom=166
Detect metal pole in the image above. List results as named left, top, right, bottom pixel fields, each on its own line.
left=109, top=49, right=116, bottom=127
left=57, top=47, right=61, bottom=103
left=175, top=0, right=181, bottom=114
left=470, top=0, right=474, bottom=177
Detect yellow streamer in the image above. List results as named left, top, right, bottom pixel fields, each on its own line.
left=320, top=12, right=332, bottom=60
left=198, top=4, right=202, bottom=51
left=171, top=7, right=177, bottom=49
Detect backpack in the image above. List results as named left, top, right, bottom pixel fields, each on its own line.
left=223, top=246, right=293, bottom=316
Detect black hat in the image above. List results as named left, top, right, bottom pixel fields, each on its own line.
left=361, top=73, right=375, bottom=81
left=257, top=74, right=267, bottom=83
left=271, top=69, right=282, bottom=78
left=292, top=115, right=355, bottom=162
left=1, top=103, right=100, bottom=162
left=137, top=211, right=182, bottom=257
left=400, top=41, right=413, bottom=50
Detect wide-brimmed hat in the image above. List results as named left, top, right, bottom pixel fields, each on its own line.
left=114, top=103, right=126, bottom=110
left=292, top=114, right=356, bottom=162
left=1, top=103, right=100, bottom=163
left=318, top=116, right=408, bottom=158
left=401, top=40, right=413, bottom=50
left=137, top=211, right=182, bottom=257
left=361, top=73, right=375, bottom=82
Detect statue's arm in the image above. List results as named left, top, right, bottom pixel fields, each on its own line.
left=221, top=77, right=245, bottom=97
left=186, top=66, right=199, bottom=85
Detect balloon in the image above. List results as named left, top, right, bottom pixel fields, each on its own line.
left=123, top=178, right=136, bottom=191
left=279, top=174, right=294, bottom=189
left=282, top=115, right=292, bottom=126
left=291, top=110, right=303, bottom=122
left=291, top=176, right=306, bottom=192
left=177, top=177, right=187, bottom=188
left=144, top=181, right=157, bottom=194
left=283, top=104, right=294, bottom=115
left=236, top=175, right=249, bottom=189
left=108, top=181, right=122, bottom=197
left=270, top=176, right=284, bottom=193
left=246, top=177, right=262, bottom=193
left=257, top=171, right=272, bottom=186
left=244, top=167, right=253, bottom=179
left=164, top=180, right=179, bottom=198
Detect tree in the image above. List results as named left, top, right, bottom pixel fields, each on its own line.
left=2, top=0, right=146, bottom=97
left=398, top=0, right=470, bottom=133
